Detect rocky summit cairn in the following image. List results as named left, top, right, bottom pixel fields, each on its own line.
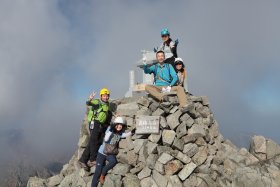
left=28, top=93, right=280, bottom=187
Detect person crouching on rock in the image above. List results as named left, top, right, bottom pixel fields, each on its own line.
left=79, top=88, right=110, bottom=170
left=91, top=117, right=135, bottom=187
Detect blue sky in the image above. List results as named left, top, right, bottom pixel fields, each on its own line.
left=0, top=0, right=280, bottom=165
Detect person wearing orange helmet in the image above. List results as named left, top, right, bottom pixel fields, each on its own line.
left=79, top=88, right=111, bottom=170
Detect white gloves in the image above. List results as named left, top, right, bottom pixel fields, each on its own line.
left=142, top=57, right=147, bottom=65
left=162, top=86, right=171, bottom=93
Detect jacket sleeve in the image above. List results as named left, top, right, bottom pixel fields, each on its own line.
left=169, top=65, right=179, bottom=86
left=144, top=64, right=155, bottom=74
left=86, top=99, right=100, bottom=110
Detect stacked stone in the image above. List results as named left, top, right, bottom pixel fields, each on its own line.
left=28, top=94, right=280, bottom=187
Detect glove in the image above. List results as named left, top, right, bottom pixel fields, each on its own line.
left=174, top=39, right=179, bottom=46
left=166, top=86, right=171, bottom=92
left=142, top=56, right=147, bottom=65
left=131, top=128, right=136, bottom=135
left=153, top=47, right=158, bottom=53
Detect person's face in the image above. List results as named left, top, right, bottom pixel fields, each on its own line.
left=161, top=35, right=169, bottom=42
left=100, top=94, right=109, bottom=102
left=115, top=124, right=123, bottom=131
left=176, top=64, right=183, bottom=70
left=156, top=52, right=165, bottom=64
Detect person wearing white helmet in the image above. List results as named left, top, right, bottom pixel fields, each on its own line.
left=91, top=116, right=135, bottom=187
left=174, top=57, right=188, bottom=91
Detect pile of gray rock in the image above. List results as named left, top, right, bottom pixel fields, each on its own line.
left=28, top=93, right=280, bottom=187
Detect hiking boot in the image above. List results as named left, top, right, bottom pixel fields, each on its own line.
left=99, top=175, right=105, bottom=184
left=87, top=160, right=96, bottom=167
left=180, top=103, right=194, bottom=113
left=78, top=161, right=89, bottom=170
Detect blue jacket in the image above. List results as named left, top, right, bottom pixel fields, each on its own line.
left=144, top=63, right=178, bottom=86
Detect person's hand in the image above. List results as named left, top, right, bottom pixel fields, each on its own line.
left=89, top=92, right=96, bottom=100
left=161, top=87, right=167, bottom=93
left=166, top=86, right=171, bottom=92
left=131, top=128, right=136, bottom=135
left=142, top=57, right=147, bottom=65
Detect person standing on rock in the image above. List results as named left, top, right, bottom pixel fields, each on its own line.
left=79, top=88, right=111, bottom=169
left=91, top=117, right=135, bottom=187
left=156, top=28, right=178, bottom=67
left=144, top=50, right=192, bottom=112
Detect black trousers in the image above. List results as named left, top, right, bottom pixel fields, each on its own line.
left=79, top=123, right=105, bottom=163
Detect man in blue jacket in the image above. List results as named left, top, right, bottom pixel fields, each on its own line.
left=144, top=51, right=191, bottom=112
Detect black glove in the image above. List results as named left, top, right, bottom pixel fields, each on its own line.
left=131, top=128, right=136, bottom=135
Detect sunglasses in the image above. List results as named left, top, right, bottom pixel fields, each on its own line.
left=161, top=35, right=169, bottom=38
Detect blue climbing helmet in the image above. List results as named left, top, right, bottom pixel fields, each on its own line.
left=161, top=28, right=170, bottom=36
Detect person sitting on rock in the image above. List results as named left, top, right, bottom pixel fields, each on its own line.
left=144, top=50, right=192, bottom=112
left=91, top=117, right=135, bottom=187
left=156, top=28, right=178, bottom=67
left=79, top=88, right=111, bottom=169
left=174, top=57, right=188, bottom=91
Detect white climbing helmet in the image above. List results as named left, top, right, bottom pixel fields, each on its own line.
left=175, top=57, right=183, bottom=62
left=113, top=116, right=127, bottom=125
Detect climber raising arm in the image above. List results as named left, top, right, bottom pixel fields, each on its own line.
left=143, top=64, right=156, bottom=74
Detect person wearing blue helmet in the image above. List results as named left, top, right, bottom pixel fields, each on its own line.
left=158, top=28, right=178, bottom=67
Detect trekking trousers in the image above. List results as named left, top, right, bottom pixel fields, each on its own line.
left=145, top=85, right=188, bottom=107
left=91, top=153, right=117, bottom=187
left=79, top=123, right=104, bottom=164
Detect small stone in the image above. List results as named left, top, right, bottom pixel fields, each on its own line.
left=166, top=110, right=182, bottom=130
left=195, top=137, right=207, bottom=146
left=130, top=162, right=145, bottom=174
left=201, top=96, right=210, bottom=105
left=178, top=162, right=197, bottom=181
left=158, top=153, right=174, bottom=164
left=148, top=131, right=162, bottom=143
left=152, top=108, right=165, bottom=116
left=168, top=175, right=183, bottom=187
left=137, top=96, right=151, bottom=107
left=192, top=146, right=208, bottom=166
left=170, top=105, right=179, bottom=114
left=162, top=130, right=176, bottom=146
left=266, top=139, right=280, bottom=159
left=111, top=163, right=131, bottom=176
left=164, top=160, right=183, bottom=175
left=172, top=138, right=184, bottom=151
left=176, top=122, right=188, bottom=139
left=188, top=124, right=206, bottom=137
left=127, top=151, right=138, bottom=166
left=154, top=161, right=165, bottom=174
left=133, top=139, right=147, bottom=153
left=138, top=167, right=152, bottom=180
left=160, top=116, right=168, bottom=128
left=183, top=143, right=199, bottom=158
left=119, top=139, right=128, bottom=149
left=123, top=174, right=141, bottom=187
left=47, top=175, right=62, bottom=186
left=146, top=141, right=158, bottom=154
left=152, top=170, right=168, bottom=187
left=117, top=102, right=139, bottom=116
left=140, top=177, right=157, bottom=187
left=146, top=154, right=159, bottom=169
left=250, top=135, right=266, bottom=154
left=175, top=151, right=191, bottom=164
